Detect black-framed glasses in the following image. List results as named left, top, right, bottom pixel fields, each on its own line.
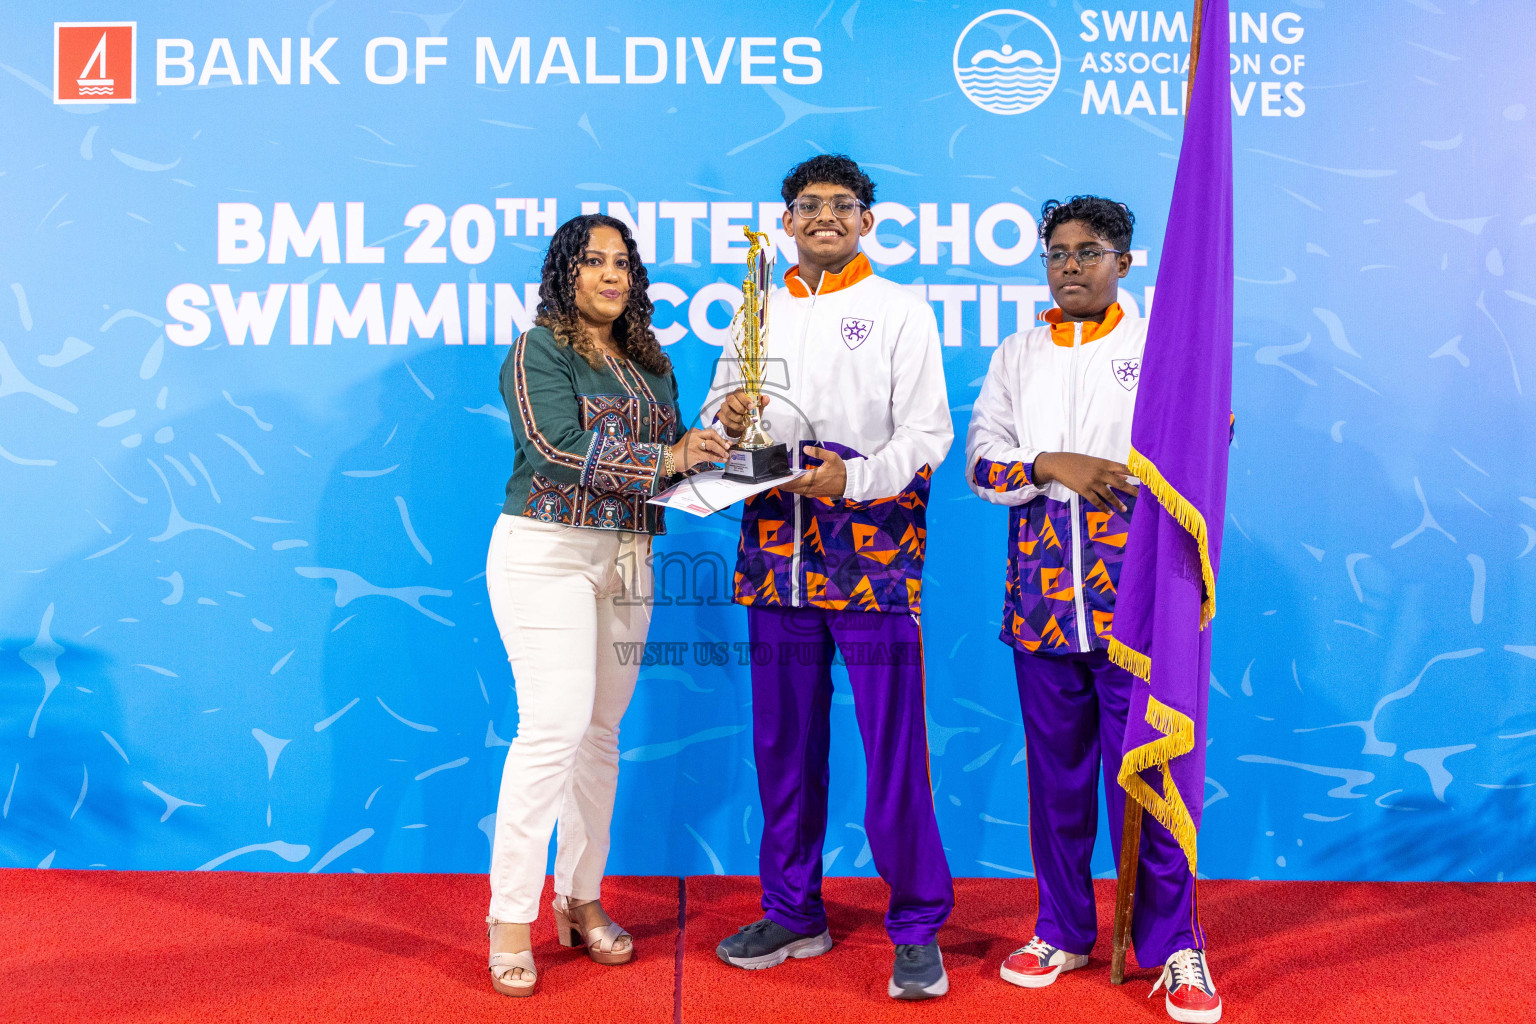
left=1040, top=247, right=1125, bottom=269
left=788, top=197, right=866, bottom=219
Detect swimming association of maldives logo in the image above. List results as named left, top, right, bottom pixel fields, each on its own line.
left=952, top=10, right=1060, bottom=115
left=54, top=22, right=136, bottom=104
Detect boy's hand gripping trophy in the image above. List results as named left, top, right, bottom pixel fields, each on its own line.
left=722, top=226, right=791, bottom=483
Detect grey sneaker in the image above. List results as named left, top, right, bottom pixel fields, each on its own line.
left=716, top=918, right=833, bottom=970
left=888, top=942, right=949, bottom=1000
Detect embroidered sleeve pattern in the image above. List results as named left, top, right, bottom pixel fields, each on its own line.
left=511, top=337, right=589, bottom=474
left=582, top=437, right=664, bottom=494
left=577, top=433, right=604, bottom=487
left=973, top=457, right=1034, bottom=492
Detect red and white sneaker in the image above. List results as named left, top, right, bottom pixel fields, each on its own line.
left=999, top=936, right=1090, bottom=988
left=1150, top=948, right=1222, bottom=1023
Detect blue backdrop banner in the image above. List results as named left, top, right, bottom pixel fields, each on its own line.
left=1, top=1, right=1532, bottom=882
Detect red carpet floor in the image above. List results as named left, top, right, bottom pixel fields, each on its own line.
left=0, top=871, right=678, bottom=1024
left=685, top=876, right=1536, bottom=1024
left=2, top=870, right=1533, bottom=1023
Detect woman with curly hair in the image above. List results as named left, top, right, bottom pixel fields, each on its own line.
left=484, top=214, right=727, bottom=997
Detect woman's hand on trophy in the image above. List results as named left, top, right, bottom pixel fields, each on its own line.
left=782, top=445, right=847, bottom=498
left=670, top=428, right=732, bottom=471
left=716, top=390, right=770, bottom=439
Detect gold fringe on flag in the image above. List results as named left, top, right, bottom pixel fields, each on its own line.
left=1111, top=444, right=1220, bottom=872
left=1127, top=444, right=1217, bottom=628
left=1117, top=695, right=1199, bottom=871
left=1107, top=636, right=1151, bottom=681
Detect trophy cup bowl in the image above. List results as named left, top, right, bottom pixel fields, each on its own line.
left=722, top=226, right=792, bottom=484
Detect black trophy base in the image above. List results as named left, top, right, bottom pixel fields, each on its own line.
left=722, top=442, right=791, bottom=484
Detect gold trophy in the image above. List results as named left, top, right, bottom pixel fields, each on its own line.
left=722, top=226, right=791, bottom=483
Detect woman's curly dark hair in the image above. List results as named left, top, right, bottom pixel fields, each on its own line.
left=534, top=214, right=670, bottom=376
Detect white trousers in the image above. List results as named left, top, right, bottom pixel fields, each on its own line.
left=485, top=514, right=653, bottom=923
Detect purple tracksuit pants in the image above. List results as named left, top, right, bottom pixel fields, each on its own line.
left=1014, top=648, right=1204, bottom=966
left=748, top=605, right=955, bottom=945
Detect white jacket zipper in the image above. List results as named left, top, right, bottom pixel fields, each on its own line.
left=1069, top=320, right=1090, bottom=652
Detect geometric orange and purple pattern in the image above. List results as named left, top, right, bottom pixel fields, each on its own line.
left=734, top=441, right=932, bottom=615
left=1000, top=492, right=1136, bottom=656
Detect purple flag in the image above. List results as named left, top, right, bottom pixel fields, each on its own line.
left=1108, top=0, right=1233, bottom=874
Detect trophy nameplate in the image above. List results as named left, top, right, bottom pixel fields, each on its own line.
left=723, top=441, right=791, bottom=483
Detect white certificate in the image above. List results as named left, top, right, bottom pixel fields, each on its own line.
left=647, top=468, right=805, bottom=517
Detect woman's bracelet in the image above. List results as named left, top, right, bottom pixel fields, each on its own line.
left=662, top=444, right=676, bottom=477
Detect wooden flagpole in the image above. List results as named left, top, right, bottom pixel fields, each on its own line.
left=1109, top=795, right=1144, bottom=984
left=1109, top=0, right=1204, bottom=986
left=1187, top=0, right=1205, bottom=95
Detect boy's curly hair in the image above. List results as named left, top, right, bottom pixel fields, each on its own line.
left=780, top=154, right=876, bottom=207
left=1039, top=195, right=1136, bottom=252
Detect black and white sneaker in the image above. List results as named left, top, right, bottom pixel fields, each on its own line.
left=716, top=918, right=833, bottom=970
left=888, top=942, right=949, bottom=1000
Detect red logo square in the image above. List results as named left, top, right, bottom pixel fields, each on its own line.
left=55, top=22, right=136, bottom=104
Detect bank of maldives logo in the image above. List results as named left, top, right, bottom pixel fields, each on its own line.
left=953, top=10, right=1060, bottom=115
left=55, top=22, right=136, bottom=104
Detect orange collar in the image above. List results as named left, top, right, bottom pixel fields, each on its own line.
left=1041, top=303, right=1124, bottom=347
left=783, top=252, right=874, bottom=298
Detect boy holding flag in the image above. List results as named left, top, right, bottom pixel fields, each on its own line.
left=963, top=194, right=1223, bottom=1022
left=966, top=1, right=1233, bottom=1017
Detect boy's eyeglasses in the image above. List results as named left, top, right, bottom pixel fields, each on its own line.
left=789, top=197, right=866, bottom=219
left=1040, top=247, right=1125, bottom=269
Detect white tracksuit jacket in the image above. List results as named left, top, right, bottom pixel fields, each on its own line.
left=964, top=305, right=1146, bottom=655
left=704, top=252, right=952, bottom=614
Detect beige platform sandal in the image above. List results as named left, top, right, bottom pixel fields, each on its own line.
left=552, top=895, right=634, bottom=965
left=486, top=917, right=537, bottom=997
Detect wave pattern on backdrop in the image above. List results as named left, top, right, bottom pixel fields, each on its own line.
left=0, top=2, right=1532, bottom=883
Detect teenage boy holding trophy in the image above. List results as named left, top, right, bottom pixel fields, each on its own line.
left=706, top=155, right=955, bottom=1001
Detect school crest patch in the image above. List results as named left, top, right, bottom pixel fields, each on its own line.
left=841, top=317, right=874, bottom=350
left=1111, top=358, right=1141, bottom=391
